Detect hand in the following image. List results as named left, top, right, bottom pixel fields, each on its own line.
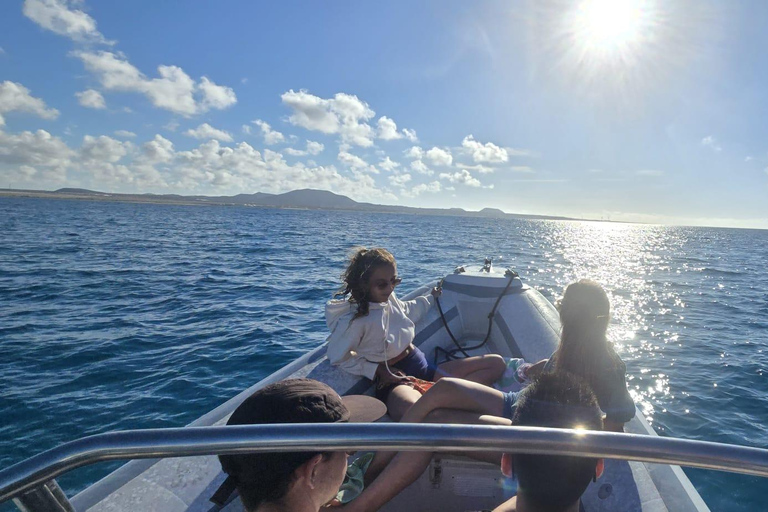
left=375, top=364, right=408, bottom=388
left=431, top=285, right=442, bottom=298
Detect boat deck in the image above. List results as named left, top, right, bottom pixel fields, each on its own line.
left=70, top=274, right=709, bottom=512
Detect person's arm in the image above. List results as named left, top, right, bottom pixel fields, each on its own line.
left=397, top=286, right=440, bottom=324
left=602, top=365, right=636, bottom=428
left=326, top=317, right=379, bottom=380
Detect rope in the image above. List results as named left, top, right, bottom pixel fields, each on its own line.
left=434, top=271, right=518, bottom=365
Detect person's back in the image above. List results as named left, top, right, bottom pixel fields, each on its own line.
left=494, top=372, right=604, bottom=512
left=548, top=279, right=635, bottom=429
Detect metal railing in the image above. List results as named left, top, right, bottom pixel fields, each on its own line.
left=2, top=423, right=768, bottom=505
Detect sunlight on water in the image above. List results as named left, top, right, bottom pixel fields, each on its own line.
left=2, top=200, right=767, bottom=511
left=529, top=221, right=691, bottom=426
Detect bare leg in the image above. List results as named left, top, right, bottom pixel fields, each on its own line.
left=435, top=353, right=506, bottom=386
left=367, top=378, right=507, bottom=483
left=401, top=377, right=507, bottom=424
left=364, top=385, right=423, bottom=482
left=344, top=409, right=509, bottom=512
left=384, top=385, right=423, bottom=422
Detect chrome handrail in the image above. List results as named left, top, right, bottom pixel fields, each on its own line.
left=2, top=423, right=768, bottom=504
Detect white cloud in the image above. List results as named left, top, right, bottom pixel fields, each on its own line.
left=114, top=130, right=136, bottom=138
left=461, top=163, right=495, bottom=174
left=379, top=156, right=400, bottom=172
left=0, top=81, right=59, bottom=126
left=23, top=0, right=113, bottom=45
left=426, top=146, right=453, bottom=166
left=510, top=165, right=534, bottom=173
left=306, top=140, right=324, bottom=155
left=461, top=135, right=508, bottom=163
left=745, top=156, right=753, bottom=162
left=410, top=159, right=433, bottom=175
left=389, top=173, right=411, bottom=187
left=164, top=120, right=179, bottom=132
left=439, top=169, right=482, bottom=187
left=285, top=140, right=325, bottom=157
left=0, top=129, right=75, bottom=181
left=81, top=135, right=130, bottom=163
left=184, top=123, right=233, bottom=142
left=75, top=89, right=106, bottom=109
left=402, top=128, right=418, bottom=143
left=141, top=134, right=174, bottom=163
left=403, top=180, right=442, bottom=197
left=377, top=116, right=402, bottom=140
left=241, top=124, right=251, bottom=135
left=170, top=139, right=391, bottom=200
left=281, top=90, right=339, bottom=133
left=252, top=119, right=285, bottom=145
left=701, top=136, right=722, bottom=152
left=0, top=47, right=6, bottom=56
left=338, top=149, right=378, bottom=173
left=73, top=51, right=236, bottom=116
left=198, top=77, right=237, bottom=111
left=281, top=89, right=376, bottom=146
left=1, top=127, right=395, bottom=201
left=404, top=146, right=423, bottom=159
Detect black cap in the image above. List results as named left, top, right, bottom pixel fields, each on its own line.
left=212, top=379, right=385, bottom=507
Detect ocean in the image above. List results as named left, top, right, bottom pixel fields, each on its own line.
left=1, top=197, right=767, bottom=510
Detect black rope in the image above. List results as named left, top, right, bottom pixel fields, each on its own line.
left=435, top=290, right=469, bottom=360
left=434, top=271, right=518, bottom=366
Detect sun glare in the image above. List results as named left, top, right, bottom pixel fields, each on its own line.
left=575, top=0, right=645, bottom=52
left=572, top=0, right=657, bottom=62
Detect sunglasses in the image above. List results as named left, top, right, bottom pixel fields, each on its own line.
left=372, top=276, right=402, bottom=290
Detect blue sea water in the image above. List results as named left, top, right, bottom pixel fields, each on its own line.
left=1, top=197, right=767, bottom=510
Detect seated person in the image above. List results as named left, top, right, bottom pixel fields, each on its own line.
left=341, top=372, right=603, bottom=512
left=493, top=371, right=604, bottom=512
left=214, top=378, right=385, bottom=512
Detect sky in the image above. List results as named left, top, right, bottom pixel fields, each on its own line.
left=1, top=0, right=767, bottom=228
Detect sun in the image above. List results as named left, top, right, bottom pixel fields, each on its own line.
left=572, top=0, right=656, bottom=60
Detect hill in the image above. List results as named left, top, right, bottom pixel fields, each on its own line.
left=0, top=187, right=575, bottom=221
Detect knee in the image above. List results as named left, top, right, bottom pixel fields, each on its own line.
left=433, top=377, right=463, bottom=393
left=423, top=408, right=455, bottom=424
left=486, top=354, right=507, bottom=373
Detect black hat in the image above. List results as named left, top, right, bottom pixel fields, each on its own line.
left=212, top=379, right=386, bottom=507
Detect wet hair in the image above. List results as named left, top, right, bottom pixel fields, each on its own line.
left=335, top=247, right=396, bottom=319
left=511, top=372, right=602, bottom=511
left=549, top=279, right=623, bottom=397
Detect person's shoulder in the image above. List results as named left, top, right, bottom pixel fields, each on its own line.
left=602, top=349, right=626, bottom=370
left=326, top=299, right=358, bottom=330
left=326, top=298, right=353, bottom=315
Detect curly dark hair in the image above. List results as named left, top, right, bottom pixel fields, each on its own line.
left=335, top=247, right=396, bottom=319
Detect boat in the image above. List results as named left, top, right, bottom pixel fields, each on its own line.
left=4, top=262, right=768, bottom=511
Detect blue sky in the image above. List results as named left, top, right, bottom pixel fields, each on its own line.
left=1, top=1, right=767, bottom=228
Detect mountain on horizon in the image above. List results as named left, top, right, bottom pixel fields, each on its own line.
left=17, top=186, right=577, bottom=221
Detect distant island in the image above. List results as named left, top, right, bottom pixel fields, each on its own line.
left=0, top=187, right=576, bottom=222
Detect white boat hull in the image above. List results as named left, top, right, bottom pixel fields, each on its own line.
left=72, top=266, right=709, bottom=512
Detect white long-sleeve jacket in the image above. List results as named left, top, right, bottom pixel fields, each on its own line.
left=325, top=291, right=434, bottom=380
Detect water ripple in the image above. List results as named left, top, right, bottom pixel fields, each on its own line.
left=1, top=199, right=767, bottom=511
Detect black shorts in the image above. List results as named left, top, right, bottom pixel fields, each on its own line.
left=374, top=346, right=436, bottom=402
